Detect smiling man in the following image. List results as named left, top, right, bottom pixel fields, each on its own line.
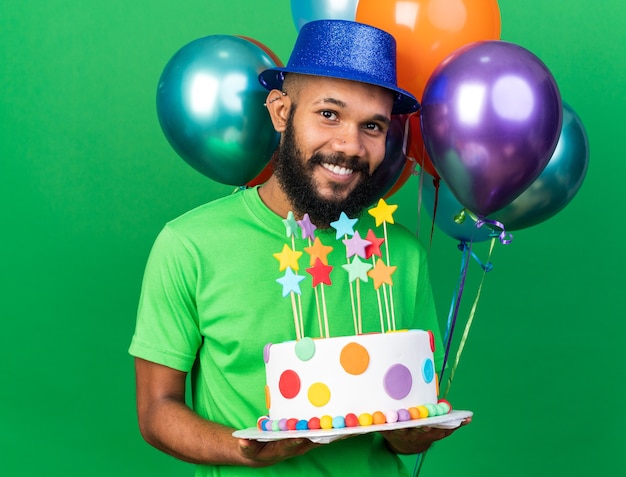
left=261, top=74, right=393, bottom=227
left=130, top=19, right=468, bottom=477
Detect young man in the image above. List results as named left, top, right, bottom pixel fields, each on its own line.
left=130, top=20, right=468, bottom=476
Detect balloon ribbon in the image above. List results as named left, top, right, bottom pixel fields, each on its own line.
left=414, top=238, right=495, bottom=477
left=443, top=237, right=496, bottom=398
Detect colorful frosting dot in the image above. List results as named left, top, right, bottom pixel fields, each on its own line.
left=340, top=342, right=370, bottom=375
left=383, top=364, right=413, bottom=399
left=397, top=408, right=411, bottom=421
left=437, top=399, right=452, bottom=413
left=372, top=411, right=386, bottom=425
left=308, top=417, right=321, bottom=429
left=308, top=382, right=331, bottom=407
left=385, top=410, right=399, bottom=424
left=345, top=413, right=359, bottom=427
left=332, top=416, right=346, bottom=429
left=265, top=385, right=271, bottom=409
left=416, top=405, right=429, bottom=418
left=257, top=417, right=269, bottom=430
left=320, top=415, right=333, bottom=429
left=427, top=330, right=435, bottom=352
left=296, top=419, right=309, bottom=430
left=278, top=419, right=288, bottom=431
left=408, top=407, right=421, bottom=420
left=279, top=370, right=301, bottom=399
left=286, top=418, right=298, bottom=430
left=263, top=343, right=272, bottom=363
left=358, top=413, right=373, bottom=426
left=424, top=403, right=438, bottom=416
left=295, top=337, right=316, bottom=361
left=422, top=358, right=435, bottom=384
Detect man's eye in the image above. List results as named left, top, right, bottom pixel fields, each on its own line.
left=364, top=123, right=383, bottom=132
left=321, top=110, right=337, bottom=120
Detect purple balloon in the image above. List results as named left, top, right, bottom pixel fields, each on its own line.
left=421, top=41, right=562, bottom=217
left=489, top=102, right=589, bottom=230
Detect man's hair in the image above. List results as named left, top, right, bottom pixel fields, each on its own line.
left=281, top=73, right=305, bottom=106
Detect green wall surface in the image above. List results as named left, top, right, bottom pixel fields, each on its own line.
left=1, top=1, right=624, bottom=475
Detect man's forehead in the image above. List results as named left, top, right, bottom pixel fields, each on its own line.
left=296, top=76, right=394, bottom=113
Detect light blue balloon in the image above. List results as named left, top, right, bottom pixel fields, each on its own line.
left=290, top=0, right=359, bottom=32
left=421, top=175, right=495, bottom=243
left=156, top=35, right=280, bottom=185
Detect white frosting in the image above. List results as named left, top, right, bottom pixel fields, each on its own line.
left=264, top=330, right=438, bottom=421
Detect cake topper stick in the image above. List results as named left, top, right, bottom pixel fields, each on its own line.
left=368, top=199, right=398, bottom=331
left=331, top=212, right=360, bottom=335
left=305, top=257, right=333, bottom=338
left=275, top=267, right=305, bottom=340
left=320, top=284, right=330, bottom=338
left=348, top=276, right=358, bottom=334
left=342, top=256, right=372, bottom=334
left=290, top=292, right=302, bottom=340
left=356, top=279, right=363, bottom=334
left=302, top=216, right=333, bottom=339
left=283, top=212, right=307, bottom=337
left=383, top=282, right=392, bottom=331
left=381, top=222, right=397, bottom=331
left=289, top=237, right=305, bottom=337
left=365, top=229, right=387, bottom=332
left=368, top=257, right=397, bottom=333
left=375, top=288, right=385, bottom=333
left=313, top=286, right=324, bottom=338
left=342, top=229, right=372, bottom=334
left=276, top=214, right=306, bottom=340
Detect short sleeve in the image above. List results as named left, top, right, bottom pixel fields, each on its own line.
left=129, top=226, right=202, bottom=372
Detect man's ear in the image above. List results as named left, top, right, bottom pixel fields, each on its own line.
left=265, top=90, right=291, bottom=132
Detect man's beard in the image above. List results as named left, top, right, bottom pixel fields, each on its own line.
left=272, top=113, right=378, bottom=227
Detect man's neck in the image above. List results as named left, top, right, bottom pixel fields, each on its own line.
left=257, top=175, right=293, bottom=220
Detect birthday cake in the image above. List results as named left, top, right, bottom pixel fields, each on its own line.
left=258, top=200, right=452, bottom=432
left=260, top=330, right=452, bottom=431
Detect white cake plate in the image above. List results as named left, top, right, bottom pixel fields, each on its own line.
left=233, top=409, right=472, bottom=444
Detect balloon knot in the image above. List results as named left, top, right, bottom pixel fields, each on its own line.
left=475, top=218, right=513, bottom=245
left=453, top=209, right=466, bottom=224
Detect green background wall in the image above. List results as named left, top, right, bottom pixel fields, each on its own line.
left=1, top=1, right=623, bottom=475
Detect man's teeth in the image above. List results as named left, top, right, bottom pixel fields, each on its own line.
left=322, top=163, right=353, bottom=176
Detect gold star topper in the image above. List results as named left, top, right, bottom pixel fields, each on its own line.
left=368, top=198, right=398, bottom=226
left=273, top=244, right=302, bottom=272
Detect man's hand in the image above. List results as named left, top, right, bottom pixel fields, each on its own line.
left=238, top=438, right=320, bottom=467
left=380, top=417, right=472, bottom=454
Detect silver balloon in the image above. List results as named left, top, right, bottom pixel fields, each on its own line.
left=490, top=102, right=589, bottom=230
left=156, top=35, right=280, bottom=185
left=290, top=0, right=359, bottom=31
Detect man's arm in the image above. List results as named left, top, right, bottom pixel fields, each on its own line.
left=134, top=358, right=319, bottom=467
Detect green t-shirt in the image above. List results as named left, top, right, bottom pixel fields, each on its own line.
left=129, top=187, right=443, bottom=477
